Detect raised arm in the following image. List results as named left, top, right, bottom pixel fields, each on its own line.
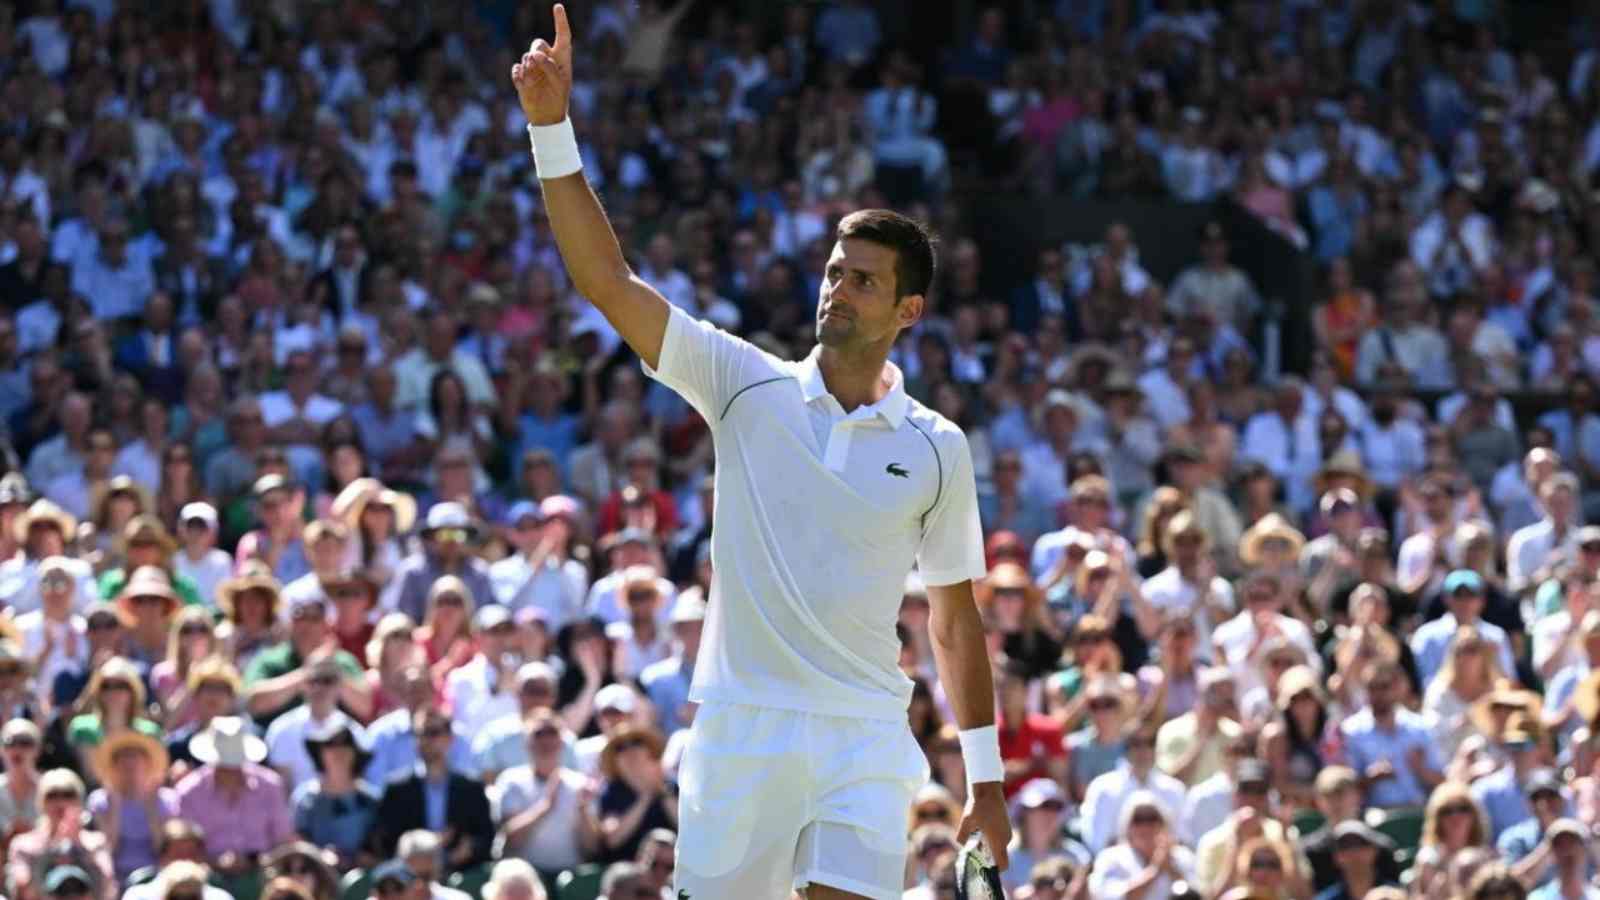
left=511, top=4, right=669, bottom=369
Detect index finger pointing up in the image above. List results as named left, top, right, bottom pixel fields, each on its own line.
left=553, top=3, right=571, bottom=52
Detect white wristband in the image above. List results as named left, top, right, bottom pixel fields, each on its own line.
left=527, top=119, right=583, bottom=180
left=958, top=725, right=1004, bottom=787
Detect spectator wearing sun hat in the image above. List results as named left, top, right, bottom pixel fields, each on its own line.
left=113, top=566, right=184, bottom=671
left=390, top=502, right=493, bottom=625
left=96, top=515, right=203, bottom=609
left=175, top=716, right=293, bottom=881
left=488, top=496, right=589, bottom=631
left=84, top=729, right=177, bottom=882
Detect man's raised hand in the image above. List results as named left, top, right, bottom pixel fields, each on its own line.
left=511, top=3, right=574, bottom=126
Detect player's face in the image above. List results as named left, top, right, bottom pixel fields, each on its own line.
left=817, top=238, right=918, bottom=348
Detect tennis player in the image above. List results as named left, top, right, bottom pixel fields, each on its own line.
left=511, top=8, right=1010, bottom=898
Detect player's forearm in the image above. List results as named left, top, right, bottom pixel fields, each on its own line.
left=927, top=582, right=996, bottom=732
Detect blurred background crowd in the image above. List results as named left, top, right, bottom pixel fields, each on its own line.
left=6, top=0, right=1600, bottom=899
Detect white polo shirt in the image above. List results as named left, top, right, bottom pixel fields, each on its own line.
left=643, top=305, right=987, bottom=722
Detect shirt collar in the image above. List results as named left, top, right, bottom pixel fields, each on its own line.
left=795, top=350, right=909, bottom=429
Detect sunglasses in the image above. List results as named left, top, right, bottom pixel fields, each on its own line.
left=179, top=624, right=210, bottom=636
left=278, top=859, right=317, bottom=876
left=419, top=725, right=452, bottom=738
left=434, top=594, right=465, bottom=607
left=44, top=789, right=78, bottom=802
left=613, top=739, right=649, bottom=754
left=4, top=736, right=38, bottom=749
left=1089, top=698, right=1120, bottom=711
left=40, top=574, right=73, bottom=591
left=309, top=674, right=339, bottom=687
left=88, top=618, right=119, bottom=631
left=431, top=528, right=470, bottom=543
left=915, top=806, right=950, bottom=821
left=531, top=727, right=561, bottom=739
left=131, top=595, right=169, bottom=607
left=1442, top=804, right=1474, bottom=817
left=1130, top=812, right=1162, bottom=825
left=1249, top=857, right=1282, bottom=871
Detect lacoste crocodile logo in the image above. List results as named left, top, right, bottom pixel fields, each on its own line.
left=886, top=463, right=909, bottom=478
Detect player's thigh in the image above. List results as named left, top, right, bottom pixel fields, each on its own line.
left=675, top=703, right=812, bottom=887
left=796, top=717, right=928, bottom=900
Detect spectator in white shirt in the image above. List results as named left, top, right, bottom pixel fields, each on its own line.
left=172, top=502, right=233, bottom=609
left=861, top=51, right=948, bottom=192
left=492, top=709, right=596, bottom=875
left=1411, top=182, right=1496, bottom=299
left=1241, top=379, right=1322, bottom=513
left=1492, top=443, right=1563, bottom=542
left=392, top=308, right=497, bottom=412
left=1080, top=721, right=1188, bottom=855
left=258, top=349, right=345, bottom=489
left=1140, top=511, right=1235, bottom=661
left=488, top=498, right=589, bottom=631
left=604, top=566, right=673, bottom=681
left=1138, top=337, right=1196, bottom=431
left=634, top=234, right=693, bottom=310
left=13, top=555, right=88, bottom=706
left=263, top=656, right=363, bottom=793
left=445, top=605, right=527, bottom=739
left=1212, top=569, right=1318, bottom=699
left=1507, top=471, right=1583, bottom=596
left=1087, top=788, right=1196, bottom=897
left=1167, top=222, right=1262, bottom=334
left=1359, top=390, right=1427, bottom=493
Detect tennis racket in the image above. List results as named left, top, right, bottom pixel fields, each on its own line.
left=953, top=830, right=1004, bottom=900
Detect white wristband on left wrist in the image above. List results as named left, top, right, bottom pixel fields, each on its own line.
left=958, top=724, right=1004, bottom=787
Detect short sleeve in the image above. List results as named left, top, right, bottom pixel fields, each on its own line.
left=639, top=304, right=759, bottom=424
left=915, top=431, right=988, bottom=587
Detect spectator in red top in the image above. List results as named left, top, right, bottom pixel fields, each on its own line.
left=996, top=657, right=1066, bottom=799
left=595, top=438, right=678, bottom=540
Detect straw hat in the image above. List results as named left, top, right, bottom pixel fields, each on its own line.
left=13, top=499, right=76, bottom=544
left=974, top=562, right=1043, bottom=610
left=598, top=723, right=666, bottom=780
left=189, top=716, right=267, bottom=767
left=91, top=729, right=169, bottom=793
left=1315, top=450, right=1375, bottom=499
left=1239, top=514, right=1306, bottom=566
left=119, top=515, right=177, bottom=557
left=1470, top=680, right=1545, bottom=739
left=330, top=478, right=418, bottom=535
left=1575, top=669, right=1600, bottom=729
left=115, top=566, right=181, bottom=625
left=90, top=476, right=152, bottom=524
left=217, top=561, right=282, bottom=621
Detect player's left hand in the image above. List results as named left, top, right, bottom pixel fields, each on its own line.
left=957, top=781, right=1012, bottom=871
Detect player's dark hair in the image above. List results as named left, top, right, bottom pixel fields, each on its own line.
left=835, top=209, right=936, bottom=301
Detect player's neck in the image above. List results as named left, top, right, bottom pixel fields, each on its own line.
left=815, top=344, right=891, bottom=414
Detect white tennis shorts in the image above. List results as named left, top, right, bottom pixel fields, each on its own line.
left=674, top=701, right=930, bottom=899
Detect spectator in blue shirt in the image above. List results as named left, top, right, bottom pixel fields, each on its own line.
left=1411, top=569, right=1516, bottom=686
left=1498, top=769, right=1578, bottom=889
left=1472, top=718, right=1549, bottom=842
left=1338, top=659, right=1445, bottom=808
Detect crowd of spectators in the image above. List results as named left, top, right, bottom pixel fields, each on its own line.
left=10, top=1, right=1600, bottom=900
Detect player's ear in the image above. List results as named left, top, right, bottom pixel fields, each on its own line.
left=896, top=292, right=925, bottom=328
